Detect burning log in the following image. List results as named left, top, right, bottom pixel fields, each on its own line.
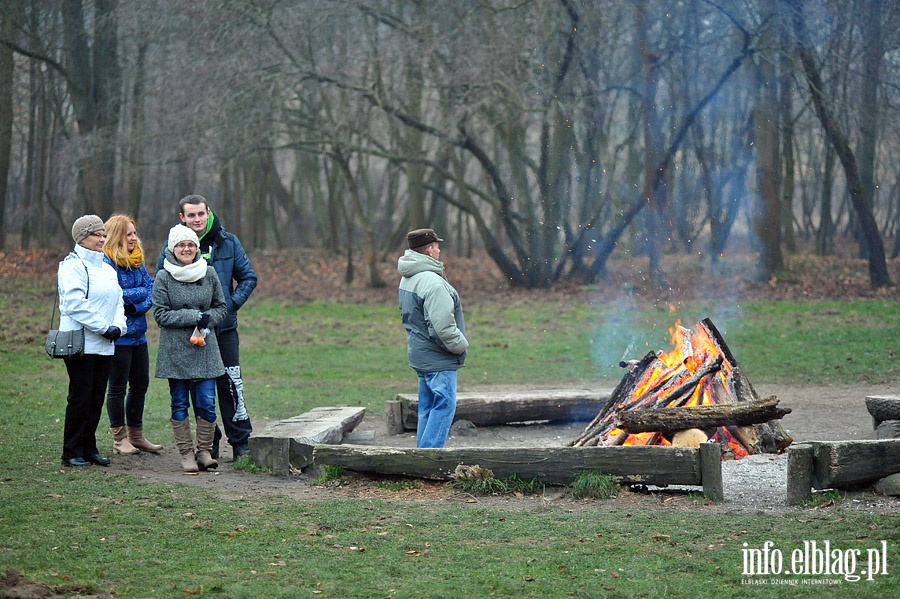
left=571, top=318, right=793, bottom=456
left=617, top=396, right=791, bottom=435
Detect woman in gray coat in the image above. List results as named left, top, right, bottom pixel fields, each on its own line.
left=153, top=225, right=227, bottom=472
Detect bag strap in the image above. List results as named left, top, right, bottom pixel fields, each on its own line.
left=50, top=253, right=90, bottom=329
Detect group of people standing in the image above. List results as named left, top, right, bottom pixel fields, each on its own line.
left=57, top=195, right=257, bottom=472
left=57, top=200, right=469, bottom=469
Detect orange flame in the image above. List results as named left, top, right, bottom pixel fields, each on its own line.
left=616, top=320, right=749, bottom=457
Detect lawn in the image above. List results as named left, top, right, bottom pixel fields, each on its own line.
left=1, top=293, right=899, bottom=597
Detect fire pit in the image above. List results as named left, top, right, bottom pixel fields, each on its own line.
left=571, top=318, right=792, bottom=458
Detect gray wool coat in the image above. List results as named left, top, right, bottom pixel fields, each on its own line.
left=152, top=264, right=227, bottom=380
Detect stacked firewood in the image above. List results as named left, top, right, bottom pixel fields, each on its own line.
left=570, top=319, right=792, bottom=455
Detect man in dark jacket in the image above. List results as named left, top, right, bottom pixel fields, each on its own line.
left=398, top=228, right=468, bottom=448
left=157, top=194, right=258, bottom=458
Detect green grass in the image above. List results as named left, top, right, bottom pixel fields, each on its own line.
left=570, top=470, right=620, bottom=499
left=2, top=295, right=900, bottom=596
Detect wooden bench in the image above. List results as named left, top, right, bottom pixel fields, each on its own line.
left=385, top=388, right=611, bottom=434
left=247, top=406, right=366, bottom=476
left=865, top=395, right=900, bottom=438
left=313, top=442, right=725, bottom=501
left=786, top=439, right=900, bottom=504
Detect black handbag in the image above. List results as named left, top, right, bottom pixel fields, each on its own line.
left=45, top=325, right=85, bottom=359
left=45, top=256, right=88, bottom=359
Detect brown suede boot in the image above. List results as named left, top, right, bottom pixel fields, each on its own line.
left=111, top=426, right=139, bottom=455
left=128, top=426, right=163, bottom=453
left=195, top=418, right=219, bottom=470
left=170, top=418, right=198, bottom=473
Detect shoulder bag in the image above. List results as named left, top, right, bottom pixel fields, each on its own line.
left=45, top=256, right=87, bottom=359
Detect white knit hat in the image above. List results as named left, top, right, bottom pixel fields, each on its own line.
left=167, top=224, right=200, bottom=251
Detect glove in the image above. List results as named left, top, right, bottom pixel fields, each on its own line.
left=102, top=326, right=121, bottom=341
left=197, top=312, right=211, bottom=329
left=124, top=304, right=137, bottom=315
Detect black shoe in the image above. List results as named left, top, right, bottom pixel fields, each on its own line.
left=210, top=445, right=220, bottom=460
left=62, top=457, right=91, bottom=467
left=233, top=443, right=250, bottom=458
left=87, top=453, right=111, bottom=466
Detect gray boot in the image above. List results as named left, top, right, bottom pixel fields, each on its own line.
left=170, top=418, right=198, bottom=473
left=195, top=418, right=219, bottom=470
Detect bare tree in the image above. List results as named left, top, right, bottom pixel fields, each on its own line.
left=0, top=6, right=15, bottom=250
left=61, top=0, right=122, bottom=217
left=788, top=0, right=890, bottom=287
left=751, top=0, right=785, bottom=280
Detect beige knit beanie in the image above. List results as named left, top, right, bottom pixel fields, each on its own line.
left=71, top=215, right=105, bottom=244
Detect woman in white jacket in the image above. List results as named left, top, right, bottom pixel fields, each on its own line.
left=58, top=215, right=127, bottom=467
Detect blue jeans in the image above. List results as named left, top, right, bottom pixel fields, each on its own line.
left=416, top=370, right=457, bottom=448
left=169, top=379, right=217, bottom=423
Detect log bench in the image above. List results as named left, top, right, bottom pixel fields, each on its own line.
left=385, top=388, right=612, bottom=434
left=247, top=406, right=366, bottom=476
left=864, top=395, right=900, bottom=439
left=313, top=442, right=725, bottom=501
left=786, top=439, right=900, bottom=504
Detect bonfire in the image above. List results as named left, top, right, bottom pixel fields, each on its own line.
left=571, top=318, right=792, bottom=458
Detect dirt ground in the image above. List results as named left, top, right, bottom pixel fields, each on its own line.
left=7, top=248, right=900, bottom=514
left=101, top=381, right=898, bottom=515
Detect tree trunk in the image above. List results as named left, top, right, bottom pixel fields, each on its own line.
left=634, top=0, right=667, bottom=289
left=404, top=62, right=426, bottom=230
left=789, top=0, right=890, bottom=287
left=752, top=0, right=784, bottom=279
left=0, top=12, right=14, bottom=250
left=336, top=149, right=386, bottom=288
left=62, top=0, right=121, bottom=217
left=778, top=32, right=797, bottom=254
left=815, top=144, right=835, bottom=256
left=857, top=0, right=883, bottom=260
left=126, top=41, right=147, bottom=219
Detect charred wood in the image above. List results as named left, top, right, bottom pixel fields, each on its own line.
left=617, top=396, right=791, bottom=435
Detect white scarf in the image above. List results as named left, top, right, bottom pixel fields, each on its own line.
left=163, top=254, right=209, bottom=283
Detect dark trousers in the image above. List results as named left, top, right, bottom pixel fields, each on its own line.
left=213, top=328, right=252, bottom=448
left=105, top=343, right=150, bottom=428
left=63, top=353, right=112, bottom=460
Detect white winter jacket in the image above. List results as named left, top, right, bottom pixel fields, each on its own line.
left=57, top=245, right=127, bottom=356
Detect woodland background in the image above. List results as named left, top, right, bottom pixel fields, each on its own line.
left=1, top=0, right=899, bottom=292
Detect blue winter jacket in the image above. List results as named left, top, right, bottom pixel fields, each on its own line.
left=110, top=259, right=153, bottom=346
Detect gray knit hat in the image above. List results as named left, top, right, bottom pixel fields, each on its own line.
left=71, top=215, right=105, bottom=244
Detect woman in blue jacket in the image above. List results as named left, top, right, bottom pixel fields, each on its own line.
left=103, top=215, right=162, bottom=455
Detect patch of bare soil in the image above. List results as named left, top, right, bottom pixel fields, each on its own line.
left=96, top=381, right=898, bottom=515
left=5, top=247, right=899, bottom=514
